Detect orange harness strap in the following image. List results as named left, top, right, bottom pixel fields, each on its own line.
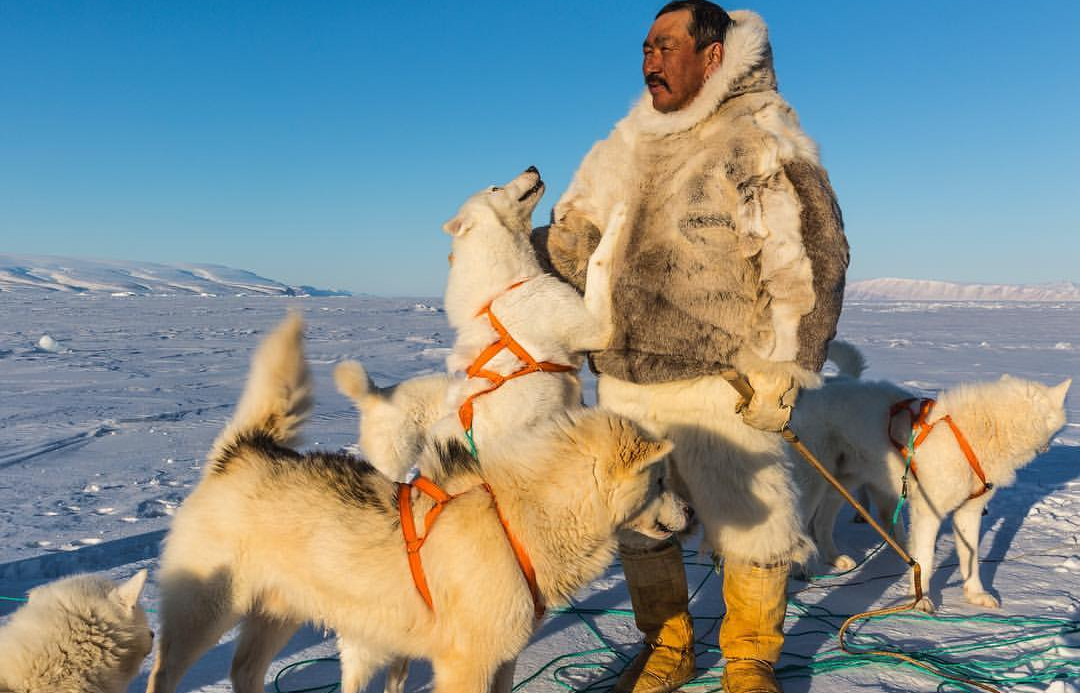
left=458, top=281, right=575, bottom=433
left=398, top=475, right=545, bottom=620
left=888, top=398, right=993, bottom=499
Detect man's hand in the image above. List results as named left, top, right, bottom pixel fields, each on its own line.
left=734, top=370, right=799, bottom=432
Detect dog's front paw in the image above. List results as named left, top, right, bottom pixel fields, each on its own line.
left=913, top=596, right=936, bottom=614
left=964, top=589, right=999, bottom=609
left=831, top=554, right=857, bottom=571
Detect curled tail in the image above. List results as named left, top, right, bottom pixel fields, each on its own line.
left=826, top=340, right=867, bottom=379
left=334, top=360, right=382, bottom=408
left=209, top=312, right=313, bottom=464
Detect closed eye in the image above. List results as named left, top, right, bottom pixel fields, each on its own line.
left=489, top=186, right=503, bottom=192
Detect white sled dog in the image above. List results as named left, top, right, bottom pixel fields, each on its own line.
left=436, top=166, right=625, bottom=451
left=333, top=362, right=452, bottom=480
left=146, top=314, right=690, bottom=693
left=0, top=570, right=152, bottom=693
left=792, top=341, right=1070, bottom=612
left=334, top=166, right=625, bottom=481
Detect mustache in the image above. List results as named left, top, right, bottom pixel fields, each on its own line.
left=645, top=74, right=669, bottom=90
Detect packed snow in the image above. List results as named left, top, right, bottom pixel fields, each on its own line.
left=0, top=292, right=1077, bottom=693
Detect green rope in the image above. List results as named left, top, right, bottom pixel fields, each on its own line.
left=260, top=565, right=1079, bottom=693
left=465, top=426, right=479, bottom=460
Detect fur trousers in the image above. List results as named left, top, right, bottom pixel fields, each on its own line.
left=600, top=374, right=811, bottom=565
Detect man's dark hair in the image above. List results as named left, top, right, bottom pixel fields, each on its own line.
left=655, top=0, right=732, bottom=51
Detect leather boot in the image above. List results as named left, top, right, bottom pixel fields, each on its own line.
left=613, top=540, right=696, bottom=693
left=718, top=560, right=789, bottom=693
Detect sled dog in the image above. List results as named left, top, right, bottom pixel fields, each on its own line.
left=146, top=314, right=690, bottom=693
left=435, top=166, right=625, bottom=451
left=792, top=341, right=1070, bottom=611
left=0, top=570, right=152, bottom=693
left=334, top=362, right=452, bottom=481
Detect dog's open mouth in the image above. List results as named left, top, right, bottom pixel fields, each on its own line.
left=518, top=176, right=544, bottom=202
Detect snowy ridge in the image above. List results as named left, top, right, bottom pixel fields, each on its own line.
left=848, top=277, right=1080, bottom=302
left=0, top=254, right=351, bottom=297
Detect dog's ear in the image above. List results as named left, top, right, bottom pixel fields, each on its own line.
left=1050, top=378, right=1072, bottom=408
left=110, top=569, right=148, bottom=611
left=443, top=215, right=470, bottom=237
left=610, top=419, right=673, bottom=474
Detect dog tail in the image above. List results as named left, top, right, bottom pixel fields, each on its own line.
left=827, top=340, right=867, bottom=379
left=334, top=360, right=383, bottom=408
left=209, top=312, right=313, bottom=464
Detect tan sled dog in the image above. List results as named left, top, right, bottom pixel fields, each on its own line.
left=146, top=314, right=690, bottom=693
left=0, top=571, right=152, bottom=693
left=793, top=342, right=1069, bottom=612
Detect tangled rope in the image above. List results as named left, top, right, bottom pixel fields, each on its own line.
left=269, top=551, right=1080, bottom=693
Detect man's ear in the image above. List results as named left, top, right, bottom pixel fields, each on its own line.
left=443, top=216, right=469, bottom=237
left=704, top=42, right=724, bottom=77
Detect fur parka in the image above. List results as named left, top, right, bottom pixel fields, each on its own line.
left=534, top=10, right=848, bottom=385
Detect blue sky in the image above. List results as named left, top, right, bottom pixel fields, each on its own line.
left=2, top=0, right=1078, bottom=296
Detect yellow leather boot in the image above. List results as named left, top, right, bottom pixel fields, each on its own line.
left=613, top=540, right=696, bottom=693
left=719, top=560, right=789, bottom=693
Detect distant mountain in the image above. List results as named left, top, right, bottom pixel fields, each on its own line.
left=0, top=255, right=351, bottom=297
left=847, top=278, right=1080, bottom=302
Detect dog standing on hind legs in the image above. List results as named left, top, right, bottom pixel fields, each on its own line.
left=146, top=313, right=690, bottom=693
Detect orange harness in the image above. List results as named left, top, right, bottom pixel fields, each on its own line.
left=397, top=475, right=545, bottom=620
left=888, top=397, right=993, bottom=499
left=457, top=280, right=575, bottom=435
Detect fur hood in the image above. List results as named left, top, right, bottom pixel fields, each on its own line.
left=625, top=10, right=777, bottom=137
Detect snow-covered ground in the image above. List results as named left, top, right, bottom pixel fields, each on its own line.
left=1, top=293, right=1077, bottom=692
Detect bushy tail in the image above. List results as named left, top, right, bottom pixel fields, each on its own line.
left=827, top=340, right=867, bottom=379
left=209, top=312, right=313, bottom=463
left=334, top=359, right=382, bottom=408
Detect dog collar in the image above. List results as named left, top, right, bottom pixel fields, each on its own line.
left=398, top=475, right=545, bottom=620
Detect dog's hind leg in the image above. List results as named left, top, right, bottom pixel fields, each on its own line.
left=230, top=612, right=300, bottom=693
left=146, top=570, right=240, bottom=693
left=337, top=638, right=392, bottom=693
left=954, top=496, right=999, bottom=609
left=813, top=489, right=855, bottom=571
left=433, top=653, right=496, bottom=693
left=489, top=657, right=517, bottom=693
left=383, top=657, right=409, bottom=693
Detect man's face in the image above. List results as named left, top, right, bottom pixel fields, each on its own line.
left=642, top=9, right=718, bottom=113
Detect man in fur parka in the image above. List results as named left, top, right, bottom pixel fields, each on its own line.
left=533, top=2, right=848, bottom=692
